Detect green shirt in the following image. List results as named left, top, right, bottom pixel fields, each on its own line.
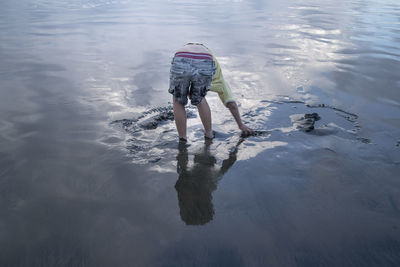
left=178, top=43, right=235, bottom=106
left=209, top=55, right=235, bottom=106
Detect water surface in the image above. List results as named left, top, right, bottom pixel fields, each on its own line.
left=1, top=0, right=400, bottom=266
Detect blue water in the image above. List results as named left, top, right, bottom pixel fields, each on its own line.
left=1, top=0, right=400, bottom=266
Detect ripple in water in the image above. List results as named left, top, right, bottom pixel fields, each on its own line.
left=111, top=98, right=369, bottom=165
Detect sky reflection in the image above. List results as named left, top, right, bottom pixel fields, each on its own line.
left=1, top=0, right=400, bottom=265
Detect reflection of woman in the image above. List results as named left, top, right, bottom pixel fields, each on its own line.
left=175, top=139, right=241, bottom=225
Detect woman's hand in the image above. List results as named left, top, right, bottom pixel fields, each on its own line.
left=239, top=123, right=253, bottom=136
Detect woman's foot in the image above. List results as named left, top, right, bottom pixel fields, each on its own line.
left=204, top=130, right=215, bottom=139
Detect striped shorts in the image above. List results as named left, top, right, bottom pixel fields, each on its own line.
left=169, top=52, right=216, bottom=106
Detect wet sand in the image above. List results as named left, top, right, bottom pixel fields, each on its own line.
left=1, top=0, right=400, bottom=266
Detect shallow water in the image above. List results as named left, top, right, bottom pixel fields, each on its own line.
left=1, top=0, right=400, bottom=266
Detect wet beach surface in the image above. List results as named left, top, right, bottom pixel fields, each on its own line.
left=1, top=0, right=400, bottom=266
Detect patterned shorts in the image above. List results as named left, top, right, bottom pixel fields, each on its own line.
left=169, top=57, right=216, bottom=106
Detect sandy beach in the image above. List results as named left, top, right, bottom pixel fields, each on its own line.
left=0, top=0, right=399, bottom=266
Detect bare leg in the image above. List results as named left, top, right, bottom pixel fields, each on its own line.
left=173, top=97, right=187, bottom=140
left=196, top=98, right=213, bottom=138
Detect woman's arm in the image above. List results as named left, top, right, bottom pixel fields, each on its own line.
left=226, top=101, right=253, bottom=135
